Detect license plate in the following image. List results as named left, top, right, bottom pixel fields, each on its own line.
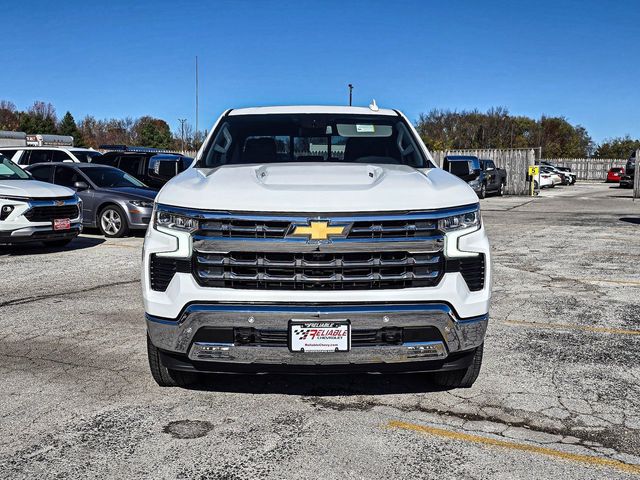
left=289, top=320, right=350, bottom=352
left=53, top=218, right=71, bottom=231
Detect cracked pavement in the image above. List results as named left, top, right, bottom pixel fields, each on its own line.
left=0, top=183, right=639, bottom=479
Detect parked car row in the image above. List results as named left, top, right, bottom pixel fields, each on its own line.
left=539, top=163, right=577, bottom=188
left=0, top=145, right=194, bottom=245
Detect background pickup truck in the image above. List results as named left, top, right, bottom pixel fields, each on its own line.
left=479, top=159, right=507, bottom=197
left=443, top=155, right=506, bottom=198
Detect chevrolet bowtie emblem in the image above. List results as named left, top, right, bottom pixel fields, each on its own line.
left=291, top=221, right=347, bottom=241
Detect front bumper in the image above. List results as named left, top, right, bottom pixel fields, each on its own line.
left=146, top=303, right=488, bottom=370
left=126, top=206, right=153, bottom=230
left=0, top=196, right=82, bottom=244
left=0, top=224, right=81, bottom=244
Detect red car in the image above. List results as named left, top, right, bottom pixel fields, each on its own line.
left=607, top=167, right=625, bottom=183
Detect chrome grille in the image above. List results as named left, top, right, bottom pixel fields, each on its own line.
left=193, top=251, right=444, bottom=290
left=199, top=219, right=290, bottom=239
left=348, top=219, right=437, bottom=238
left=194, top=216, right=440, bottom=239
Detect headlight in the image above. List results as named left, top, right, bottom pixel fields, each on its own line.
left=155, top=207, right=199, bottom=232
left=468, top=179, right=481, bottom=187
left=438, top=209, right=481, bottom=232
left=129, top=200, right=154, bottom=208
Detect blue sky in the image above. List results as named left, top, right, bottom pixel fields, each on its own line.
left=1, top=0, right=638, bottom=142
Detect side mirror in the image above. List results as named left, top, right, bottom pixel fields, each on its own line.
left=153, top=160, right=179, bottom=179
left=74, top=181, right=89, bottom=191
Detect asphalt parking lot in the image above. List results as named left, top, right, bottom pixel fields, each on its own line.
left=1, top=182, right=639, bottom=479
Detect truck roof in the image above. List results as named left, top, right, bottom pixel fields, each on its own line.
left=228, top=105, right=399, bottom=117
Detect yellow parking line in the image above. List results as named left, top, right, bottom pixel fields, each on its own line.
left=387, top=420, right=640, bottom=475
left=504, top=319, right=640, bottom=336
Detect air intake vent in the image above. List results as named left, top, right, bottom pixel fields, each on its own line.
left=149, top=254, right=191, bottom=291
left=458, top=255, right=485, bottom=291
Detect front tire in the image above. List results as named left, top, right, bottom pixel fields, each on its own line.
left=147, top=336, right=200, bottom=387
left=478, top=183, right=487, bottom=199
left=431, top=343, right=484, bottom=389
left=98, top=205, right=129, bottom=238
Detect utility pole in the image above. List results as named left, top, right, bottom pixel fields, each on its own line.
left=348, top=84, right=353, bottom=106
left=195, top=56, right=199, bottom=149
left=178, top=118, right=187, bottom=153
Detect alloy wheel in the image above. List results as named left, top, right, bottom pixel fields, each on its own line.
left=101, top=209, right=122, bottom=236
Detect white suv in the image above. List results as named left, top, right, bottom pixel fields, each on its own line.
left=0, top=146, right=103, bottom=165
left=142, top=105, right=491, bottom=389
left=0, top=155, right=82, bottom=246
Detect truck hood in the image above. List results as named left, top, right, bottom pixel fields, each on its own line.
left=156, top=163, right=479, bottom=212
left=0, top=180, right=75, bottom=198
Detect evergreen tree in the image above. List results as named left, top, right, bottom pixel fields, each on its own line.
left=58, top=111, right=85, bottom=146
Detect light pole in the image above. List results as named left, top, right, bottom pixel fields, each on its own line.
left=195, top=56, right=199, bottom=149
left=178, top=118, right=187, bottom=153
left=348, top=84, right=353, bottom=106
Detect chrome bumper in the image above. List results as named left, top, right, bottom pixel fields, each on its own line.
left=146, top=303, right=488, bottom=366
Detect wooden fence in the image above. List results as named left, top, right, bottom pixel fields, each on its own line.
left=431, top=148, right=534, bottom=195
left=541, top=158, right=626, bottom=181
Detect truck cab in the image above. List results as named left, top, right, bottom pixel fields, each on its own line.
left=142, top=106, right=491, bottom=389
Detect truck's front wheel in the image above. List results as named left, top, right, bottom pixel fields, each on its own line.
left=431, top=343, right=484, bottom=389
left=147, top=336, right=200, bottom=387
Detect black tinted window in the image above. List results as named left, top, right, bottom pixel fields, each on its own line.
left=118, top=155, right=144, bottom=175
left=26, top=150, right=54, bottom=165
left=29, top=165, right=53, bottom=182
left=200, top=114, right=431, bottom=168
left=0, top=149, right=18, bottom=160
left=52, top=150, right=74, bottom=162
left=54, top=166, right=82, bottom=188
left=82, top=167, right=145, bottom=188
left=448, top=161, right=471, bottom=176
left=91, top=155, right=118, bottom=166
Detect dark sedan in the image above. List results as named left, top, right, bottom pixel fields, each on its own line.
left=26, top=163, right=157, bottom=237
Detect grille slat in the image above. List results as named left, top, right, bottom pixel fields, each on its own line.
left=25, top=205, right=79, bottom=222
left=194, top=251, right=444, bottom=290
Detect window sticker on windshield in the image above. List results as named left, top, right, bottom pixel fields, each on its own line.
left=356, top=124, right=375, bottom=133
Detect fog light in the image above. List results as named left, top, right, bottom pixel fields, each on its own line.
left=190, top=342, right=232, bottom=359
left=0, top=205, right=15, bottom=220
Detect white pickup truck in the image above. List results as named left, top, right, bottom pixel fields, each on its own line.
left=142, top=105, right=491, bottom=389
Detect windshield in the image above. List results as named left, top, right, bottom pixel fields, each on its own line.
left=73, top=151, right=103, bottom=163
left=83, top=167, right=146, bottom=188
left=0, top=156, right=30, bottom=180
left=199, top=114, right=432, bottom=168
